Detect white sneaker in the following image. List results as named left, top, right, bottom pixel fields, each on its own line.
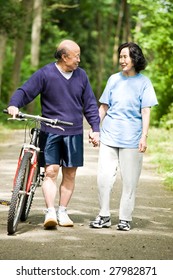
left=57, top=208, right=74, bottom=227
left=44, top=208, right=58, bottom=228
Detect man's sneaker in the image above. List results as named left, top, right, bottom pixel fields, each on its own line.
left=90, top=215, right=111, bottom=228
left=117, top=220, right=130, bottom=231
left=57, top=209, right=74, bottom=227
left=44, top=208, right=58, bottom=228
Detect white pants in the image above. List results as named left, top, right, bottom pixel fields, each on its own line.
left=97, top=143, right=143, bottom=221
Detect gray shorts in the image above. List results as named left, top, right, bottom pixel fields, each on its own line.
left=44, top=133, right=83, bottom=167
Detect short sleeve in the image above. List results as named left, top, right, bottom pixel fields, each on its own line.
left=141, top=78, right=158, bottom=108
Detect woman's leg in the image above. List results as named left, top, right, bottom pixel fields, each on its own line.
left=118, top=149, right=143, bottom=221
left=98, top=143, right=119, bottom=217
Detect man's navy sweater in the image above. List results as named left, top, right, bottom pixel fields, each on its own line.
left=9, top=62, right=100, bottom=135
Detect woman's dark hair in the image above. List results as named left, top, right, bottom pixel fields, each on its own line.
left=118, top=42, right=147, bottom=73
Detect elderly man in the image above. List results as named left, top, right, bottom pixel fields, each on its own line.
left=7, top=39, right=100, bottom=229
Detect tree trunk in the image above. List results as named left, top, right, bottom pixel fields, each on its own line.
left=112, top=0, right=126, bottom=69
left=0, top=32, right=7, bottom=98
left=134, top=12, right=142, bottom=42
left=31, top=0, right=43, bottom=68
left=95, top=2, right=115, bottom=99
left=96, top=12, right=104, bottom=99
left=123, top=1, right=131, bottom=42
left=27, top=0, right=43, bottom=114
left=9, top=0, right=33, bottom=100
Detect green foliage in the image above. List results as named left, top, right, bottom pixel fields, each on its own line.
left=39, top=1, right=69, bottom=67
left=0, top=0, right=22, bottom=37
left=128, top=0, right=173, bottom=123
left=0, top=100, right=8, bottom=123
left=159, top=103, right=173, bottom=129
left=1, top=0, right=173, bottom=122
left=1, top=43, right=14, bottom=103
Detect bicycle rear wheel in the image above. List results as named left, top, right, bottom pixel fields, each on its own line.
left=20, top=165, right=39, bottom=221
left=7, top=152, right=32, bottom=235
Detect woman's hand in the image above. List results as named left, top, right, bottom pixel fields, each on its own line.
left=139, top=135, right=147, bottom=153
left=88, top=130, right=100, bottom=147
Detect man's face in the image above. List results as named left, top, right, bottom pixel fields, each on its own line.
left=64, top=47, right=80, bottom=72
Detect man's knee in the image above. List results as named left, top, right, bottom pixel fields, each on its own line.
left=62, top=167, right=77, bottom=181
left=45, top=165, right=59, bottom=180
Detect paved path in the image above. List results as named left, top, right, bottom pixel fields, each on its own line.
left=0, top=128, right=173, bottom=260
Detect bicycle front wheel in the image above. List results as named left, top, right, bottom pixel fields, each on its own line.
left=20, top=165, right=39, bottom=221
left=7, top=152, right=32, bottom=235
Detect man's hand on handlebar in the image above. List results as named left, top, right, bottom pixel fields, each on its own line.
left=7, top=106, right=19, bottom=118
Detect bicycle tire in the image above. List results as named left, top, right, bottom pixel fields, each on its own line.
left=7, top=152, right=32, bottom=235
left=20, top=165, right=39, bottom=221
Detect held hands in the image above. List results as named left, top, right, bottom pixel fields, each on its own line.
left=88, top=129, right=100, bottom=147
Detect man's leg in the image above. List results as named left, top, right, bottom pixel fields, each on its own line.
left=42, top=164, right=60, bottom=228
left=59, top=166, right=77, bottom=206
left=57, top=166, right=77, bottom=226
left=42, top=164, right=60, bottom=208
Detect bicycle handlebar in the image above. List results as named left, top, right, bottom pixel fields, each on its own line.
left=3, top=109, right=73, bottom=126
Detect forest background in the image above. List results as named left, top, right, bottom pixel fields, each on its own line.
left=0, top=0, right=173, bottom=189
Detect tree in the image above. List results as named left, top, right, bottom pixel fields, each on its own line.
left=31, top=0, right=43, bottom=68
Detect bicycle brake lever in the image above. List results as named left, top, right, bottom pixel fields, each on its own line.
left=45, top=123, right=65, bottom=131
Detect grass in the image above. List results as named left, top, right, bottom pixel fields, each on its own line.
left=147, top=127, right=173, bottom=191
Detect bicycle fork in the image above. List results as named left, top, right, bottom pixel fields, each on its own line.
left=13, top=145, right=40, bottom=193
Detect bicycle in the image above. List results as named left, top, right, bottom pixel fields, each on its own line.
left=3, top=109, right=73, bottom=235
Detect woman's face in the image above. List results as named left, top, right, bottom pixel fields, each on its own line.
left=119, top=47, right=135, bottom=75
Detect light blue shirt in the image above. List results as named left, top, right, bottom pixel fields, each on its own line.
left=99, top=72, right=158, bottom=148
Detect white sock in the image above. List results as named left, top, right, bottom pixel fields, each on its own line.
left=58, top=205, right=66, bottom=212
left=48, top=207, right=55, bottom=212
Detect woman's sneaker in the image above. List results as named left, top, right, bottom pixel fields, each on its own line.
left=90, top=215, right=111, bottom=228
left=44, top=208, right=58, bottom=228
left=117, top=220, right=130, bottom=231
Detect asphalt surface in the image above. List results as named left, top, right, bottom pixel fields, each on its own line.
left=0, top=126, right=173, bottom=260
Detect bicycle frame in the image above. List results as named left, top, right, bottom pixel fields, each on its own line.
left=13, top=130, right=40, bottom=193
